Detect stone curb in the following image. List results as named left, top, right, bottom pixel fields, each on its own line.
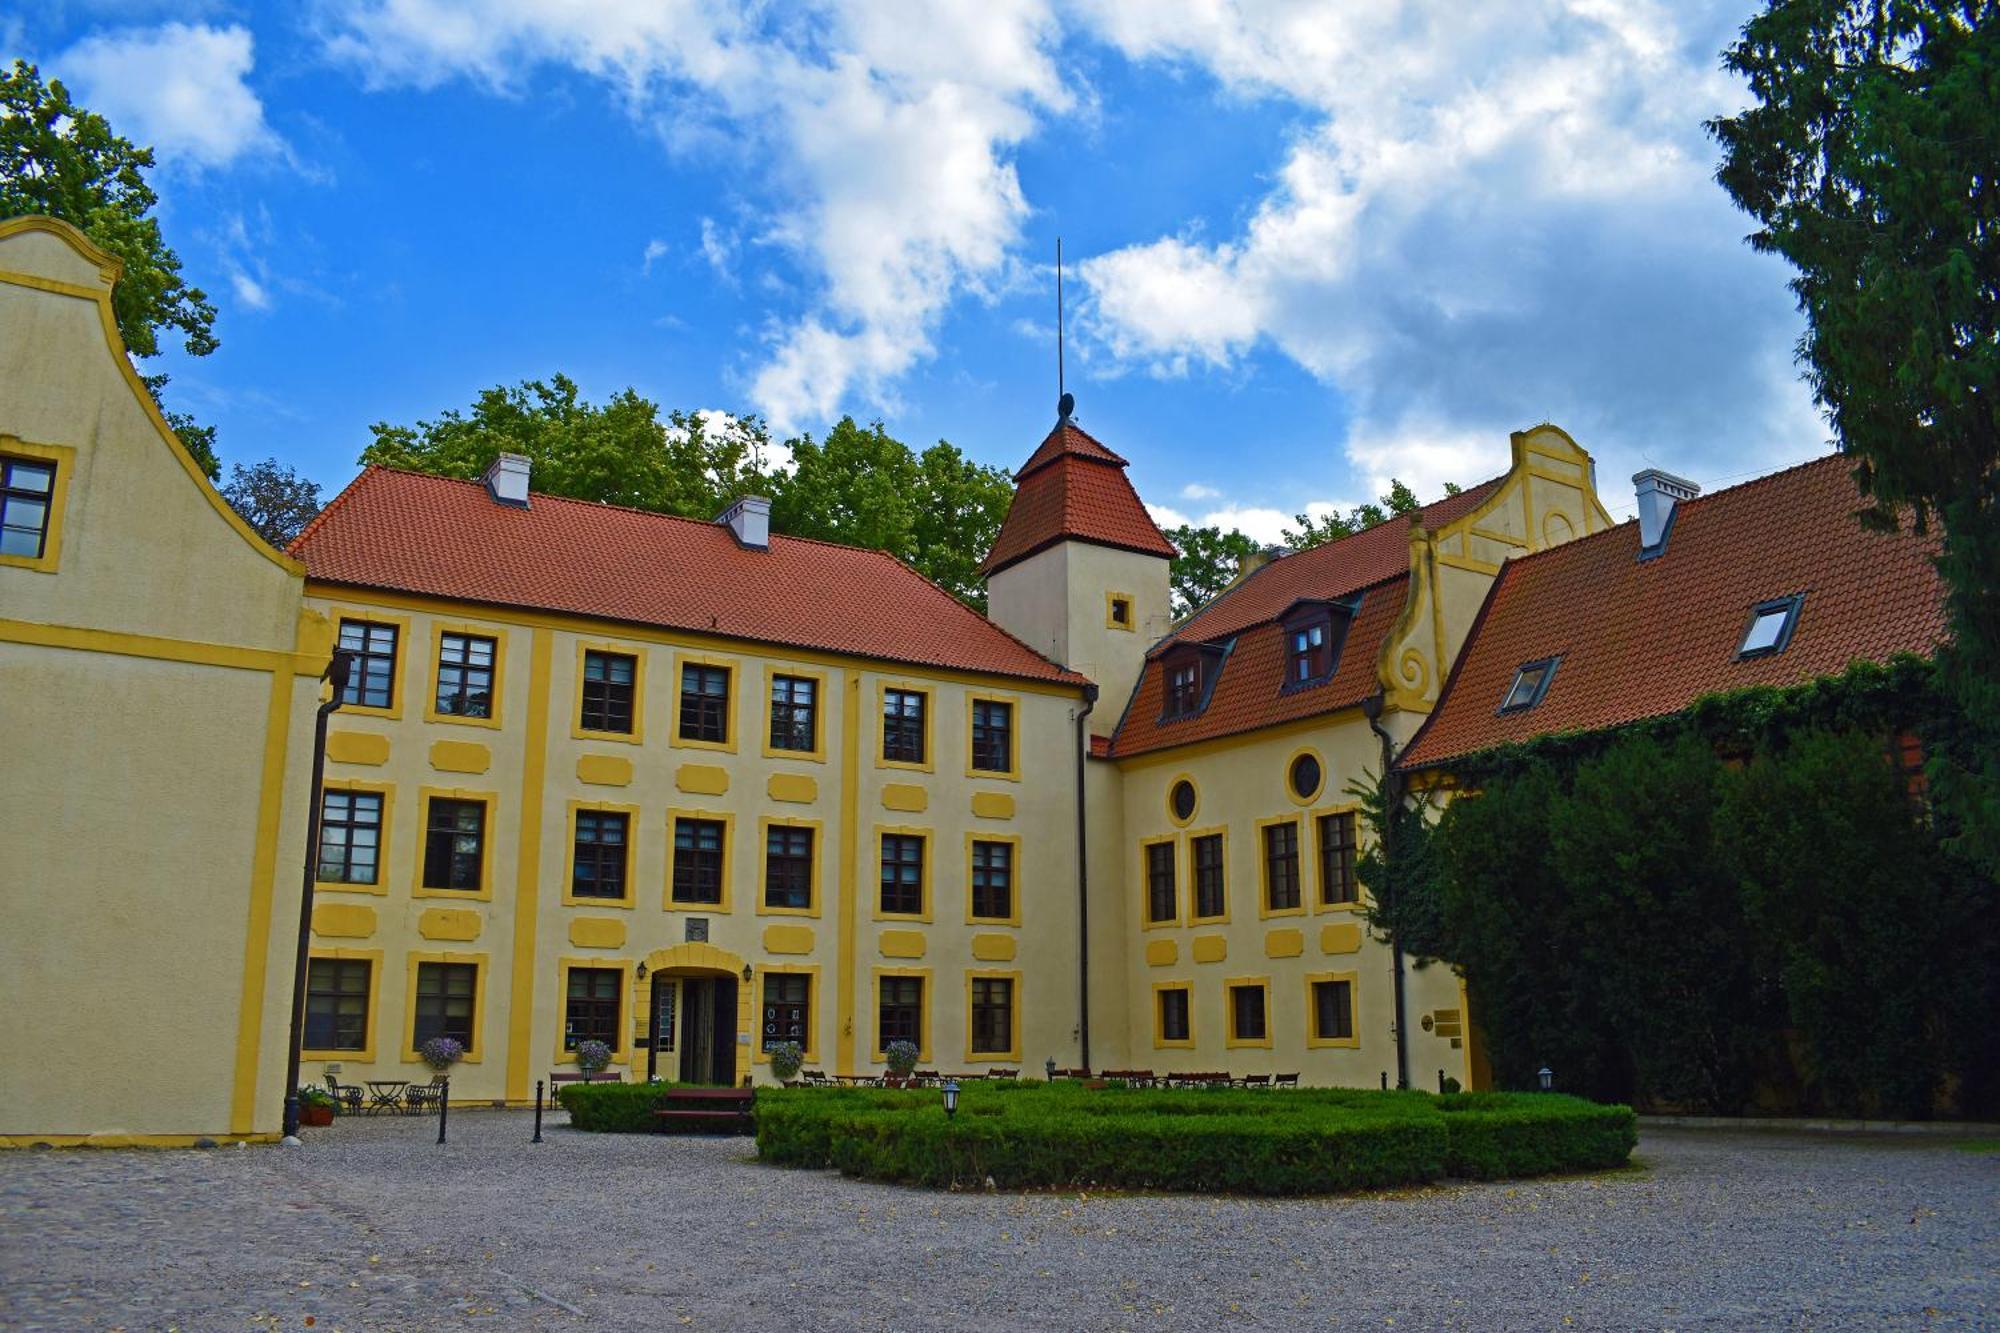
left=1640, top=1114, right=2000, bottom=1137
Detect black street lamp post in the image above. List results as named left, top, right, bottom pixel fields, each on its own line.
left=282, top=649, right=355, bottom=1142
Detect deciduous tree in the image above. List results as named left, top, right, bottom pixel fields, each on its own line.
left=0, top=60, right=222, bottom=477
left=221, top=458, right=323, bottom=548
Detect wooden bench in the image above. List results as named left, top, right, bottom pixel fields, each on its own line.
left=652, top=1086, right=754, bottom=1134
left=546, top=1070, right=622, bottom=1109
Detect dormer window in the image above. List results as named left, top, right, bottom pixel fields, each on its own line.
left=1499, top=657, right=1559, bottom=713
left=1159, top=641, right=1229, bottom=722
left=1290, top=621, right=1331, bottom=683
left=1739, top=595, right=1803, bottom=658
left=1277, top=597, right=1354, bottom=693
left=1165, top=660, right=1201, bottom=718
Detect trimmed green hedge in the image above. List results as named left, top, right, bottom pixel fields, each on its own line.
left=752, top=1083, right=1634, bottom=1194
left=556, top=1081, right=729, bottom=1133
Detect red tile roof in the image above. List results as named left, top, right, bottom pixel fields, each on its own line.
left=1107, top=481, right=1506, bottom=760
left=292, top=467, right=1088, bottom=686
left=1173, top=479, right=1504, bottom=642
left=980, top=420, right=1176, bottom=576
left=1109, top=575, right=1410, bottom=759
left=1397, top=455, right=1946, bottom=770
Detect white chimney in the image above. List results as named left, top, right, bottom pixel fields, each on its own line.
left=717, top=495, right=771, bottom=549
left=483, top=452, right=531, bottom=508
left=1633, top=468, right=1699, bottom=554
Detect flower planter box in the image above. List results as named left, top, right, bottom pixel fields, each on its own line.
left=301, top=1105, right=334, bottom=1128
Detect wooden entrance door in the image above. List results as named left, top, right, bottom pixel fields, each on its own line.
left=677, top=976, right=738, bottom=1085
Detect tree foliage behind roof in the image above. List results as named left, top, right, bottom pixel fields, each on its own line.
left=1710, top=0, right=2000, bottom=875
left=0, top=60, right=221, bottom=478
left=359, top=376, right=1014, bottom=610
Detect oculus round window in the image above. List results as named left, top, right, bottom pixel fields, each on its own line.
left=1168, top=779, right=1197, bottom=823
left=1289, top=753, right=1323, bottom=802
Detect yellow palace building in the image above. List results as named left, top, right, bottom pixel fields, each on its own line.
left=1, top=215, right=1613, bottom=1141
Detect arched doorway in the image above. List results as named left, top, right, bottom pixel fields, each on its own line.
left=640, top=943, right=749, bottom=1086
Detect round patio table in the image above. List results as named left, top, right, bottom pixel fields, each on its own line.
left=364, top=1080, right=409, bottom=1115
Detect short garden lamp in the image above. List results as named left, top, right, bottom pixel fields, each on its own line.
left=1045, top=1057, right=1057, bottom=1082
left=1537, top=1066, right=1554, bottom=1092
left=941, top=1079, right=960, bottom=1118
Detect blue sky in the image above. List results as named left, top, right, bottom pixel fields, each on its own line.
left=9, top=2, right=1821, bottom=542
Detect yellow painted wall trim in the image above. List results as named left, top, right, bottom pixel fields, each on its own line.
left=418, top=908, right=482, bottom=942
left=311, top=902, right=377, bottom=939
left=675, top=763, right=729, bottom=796
left=1320, top=923, right=1364, bottom=955
left=300, top=579, right=1090, bottom=700
left=568, top=917, right=628, bottom=950
left=1264, top=928, right=1305, bottom=959
left=576, top=754, right=633, bottom=787
left=227, top=669, right=298, bottom=1135
left=878, top=930, right=926, bottom=959
left=1144, top=938, right=1179, bottom=967
left=503, top=627, right=554, bottom=1101
left=326, top=731, right=390, bottom=766
left=835, top=676, right=863, bottom=1075
left=1191, top=935, right=1228, bottom=964
left=880, top=783, right=928, bottom=813
left=970, top=791, right=1015, bottom=820
left=0, top=1132, right=283, bottom=1150
left=0, top=617, right=324, bottom=677
left=767, top=772, right=817, bottom=804
left=762, top=924, right=815, bottom=955
left=428, top=739, right=491, bottom=774
left=970, top=933, right=1017, bottom=962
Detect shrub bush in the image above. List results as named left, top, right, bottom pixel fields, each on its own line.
left=753, top=1083, right=1633, bottom=1194
left=559, top=1081, right=675, bottom=1133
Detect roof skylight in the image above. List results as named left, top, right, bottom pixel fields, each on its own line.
left=1739, top=595, right=1803, bottom=659
left=1499, top=657, right=1559, bottom=713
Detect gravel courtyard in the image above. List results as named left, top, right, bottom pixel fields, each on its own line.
left=1, top=1111, right=1994, bottom=1331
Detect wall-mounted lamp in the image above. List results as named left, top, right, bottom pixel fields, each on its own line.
left=742, top=964, right=754, bottom=983
left=635, top=962, right=648, bottom=981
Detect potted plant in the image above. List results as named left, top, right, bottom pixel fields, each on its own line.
left=419, top=1035, right=465, bottom=1077
left=767, top=1040, right=804, bottom=1084
left=884, top=1039, right=919, bottom=1080
left=298, top=1085, right=336, bottom=1128
left=574, top=1039, right=613, bottom=1081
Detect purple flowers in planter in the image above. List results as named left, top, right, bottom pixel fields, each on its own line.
left=419, top=1036, right=465, bottom=1072
left=575, top=1039, right=613, bottom=1075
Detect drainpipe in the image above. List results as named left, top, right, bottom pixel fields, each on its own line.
left=1073, top=682, right=1099, bottom=1073
left=282, top=650, right=354, bottom=1142
left=1362, top=687, right=1411, bottom=1091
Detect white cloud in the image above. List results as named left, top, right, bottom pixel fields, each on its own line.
left=1180, top=482, right=1221, bottom=500
left=318, top=1, right=1069, bottom=431
left=641, top=238, right=668, bottom=275
left=697, top=217, right=735, bottom=279
left=56, top=22, right=283, bottom=169
left=1072, top=0, right=1815, bottom=502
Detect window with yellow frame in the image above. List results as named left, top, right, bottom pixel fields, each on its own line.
left=563, top=800, right=638, bottom=907
left=423, top=621, right=506, bottom=728
left=1304, top=971, right=1361, bottom=1049
left=753, top=964, right=821, bottom=1065
left=0, top=438, right=74, bottom=574
left=314, top=779, right=394, bottom=896
left=303, top=948, right=382, bottom=1062
left=1224, top=975, right=1272, bottom=1049
left=872, top=966, right=931, bottom=1063
left=965, top=969, right=1021, bottom=1061
left=1105, top=590, right=1136, bottom=631
left=413, top=787, right=498, bottom=901
left=1152, top=981, right=1194, bottom=1050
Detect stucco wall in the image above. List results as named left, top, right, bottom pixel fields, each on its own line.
left=301, top=587, right=1091, bottom=1100
left=0, top=218, right=322, bottom=1143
